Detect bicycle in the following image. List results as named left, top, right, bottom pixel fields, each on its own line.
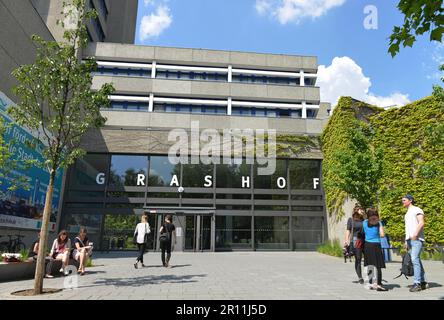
left=0, top=235, right=26, bottom=253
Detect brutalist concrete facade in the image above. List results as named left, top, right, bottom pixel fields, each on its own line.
left=59, top=42, right=332, bottom=252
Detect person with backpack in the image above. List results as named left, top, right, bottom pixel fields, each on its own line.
left=344, top=205, right=366, bottom=284
left=363, top=208, right=387, bottom=291
left=402, top=194, right=427, bottom=292
left=159, top=214, right=176, bottom=268
left=134, top=215, right=151, bottom=269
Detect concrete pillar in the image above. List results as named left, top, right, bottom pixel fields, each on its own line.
left=228, top=65, right=232, bottom=82
left=302, top=101, right=307, bottom=119
left=151, top=61, right=156, bottom=78
left=148, top=93, right=154, bottom=112
left=300, top=69, right=305, bottom=87
left=227, top=97, right=232, bottom=115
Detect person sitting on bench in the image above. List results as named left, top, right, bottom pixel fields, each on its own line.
left=45, top=230, right=71, bottom=278
left=72, top=228, right=93, bottom=275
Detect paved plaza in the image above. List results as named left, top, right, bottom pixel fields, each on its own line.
left=1, top=252, right=443, bottom=300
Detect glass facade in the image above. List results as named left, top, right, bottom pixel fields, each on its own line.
left=148, top=156, right=180, bottom=187
left=215, top=216, right=252, bottom=250
left=63, top=154, right=325, bottom=251
left=254, top=216, right=290, bottom=250
left=110, top=155, right=148, bottom=186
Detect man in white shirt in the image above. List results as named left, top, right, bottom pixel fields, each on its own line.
left=402, top=194, right=427, bottom=292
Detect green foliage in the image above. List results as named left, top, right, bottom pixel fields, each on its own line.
left=322, top=95, right=444, bottom=248
left=321, top=97, right=384, bottom=219
left=317, top=240, right=343, bottom=258
left=389, top=0, right=444, bottom=57
left=372, top=96, right=444, bottom=248
left=86, top=258, right=93, bottom=268
left=20, top=249, right=29, bottom=261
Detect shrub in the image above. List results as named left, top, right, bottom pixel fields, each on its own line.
left=317, top=240, right=343, bottom=258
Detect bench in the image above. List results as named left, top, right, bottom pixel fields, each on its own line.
left=0, top=258, right=80, bottom=282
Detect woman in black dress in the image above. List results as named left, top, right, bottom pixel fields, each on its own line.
left=344, top=205, right=365, bottom=284
left=159, top=214, right=176, bottom=268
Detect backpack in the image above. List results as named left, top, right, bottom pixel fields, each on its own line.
left=159, top=224, right=171, bottom=243
left=394, top=252, right=414, bottom=279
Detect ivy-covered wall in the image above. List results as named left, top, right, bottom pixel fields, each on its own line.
left=322, top=96, right=444, bottom=247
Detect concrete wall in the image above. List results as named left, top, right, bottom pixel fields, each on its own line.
left=92, top=76, right=321, bottom=103
left=0, top=0, right=54, bottom=100
left=31, top=0, right=138, bottom=44
left=325, top=197, right=356, bottom=245
left=85, top=42, right=319, bottom=72
left=106, top=0, right=138, bottom=44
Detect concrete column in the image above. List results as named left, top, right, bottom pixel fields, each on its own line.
left=148, top=93, right=154, bottom=112
left=300, top=69, right=305, bottom=87
left=302, top=101, right=307, bottom=119
left=228, top=65, right=232, bottom=82
left=227, top=97, right=232, bottom=115
left=151, top=61, right=156, bottom=78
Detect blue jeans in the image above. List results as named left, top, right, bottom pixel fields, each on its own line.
left=407, top=240, right=426, bottom=284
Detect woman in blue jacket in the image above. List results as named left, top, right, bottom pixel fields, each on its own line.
left=363, top=208, right=387, bottom=291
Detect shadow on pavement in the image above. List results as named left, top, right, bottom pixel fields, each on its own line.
left=427, top=282, right=442, bottom=289
left=78, top=274, right=207, bottom=289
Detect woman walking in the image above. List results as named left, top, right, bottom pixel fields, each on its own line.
left=134, top=215, right=151, bottom=269
left=344, top=205, right=365, bottom=284
left=363, top=208, right=387, bottom=291
left=159, top=214, right=176, bottom=268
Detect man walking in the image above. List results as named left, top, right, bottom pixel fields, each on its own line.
left=402, top=194, right=427, bottom=292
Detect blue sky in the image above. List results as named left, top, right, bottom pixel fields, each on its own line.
left=135, top=0, right=443, bottom=107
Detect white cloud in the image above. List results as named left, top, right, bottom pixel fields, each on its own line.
left=255, top=0, right=272, bottom=15
left=317, top=56, right=410, bottom=108
left=255, top=0, right=346, bottom=24
left=139, top=5, right=172, bottom=41
left=144, top=0, right=154, bottom=6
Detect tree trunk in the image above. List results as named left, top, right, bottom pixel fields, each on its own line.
left=33, top=169, right=55, bottom=295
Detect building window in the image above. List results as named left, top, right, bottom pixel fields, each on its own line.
left=289, top=160, right=321, bottom=190
left=216, top=162, right=251, bottom=188
left=64, top=213, right=103, bottom=248
left=182, top=162, right=214, bottom=188
left=216, top=216, right=252, bottom=249
left=69, top=154, right=109, bottom=188
left=148, top=156, right=180, bottom=187
left=109, top=101, right=149, bottom=111
left=96, top=67, right=150, bottom=77
left=109, top=155, right=148, bottom=187
left=102, top=214, right=139, bottom=251
left=254, top=216, right=290, bottom=250
left=153, top=103, right=226, bottom=115
left=254, top=159, right=287, bottom=189
left=292, top=216, right=324, bottom=250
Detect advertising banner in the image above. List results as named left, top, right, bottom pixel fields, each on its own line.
left=0, top=91, right=63, bottom=230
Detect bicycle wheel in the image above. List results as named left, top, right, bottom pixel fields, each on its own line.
left=0, top=243, right=9, bottom=253
left=13, top=243, right=26, bottom=253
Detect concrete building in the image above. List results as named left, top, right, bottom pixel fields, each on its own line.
left=30, top=0, right=138, bottom=44
left=59, top=42, right=331, bottom=252
left=0, top=0, right=138, bottom=249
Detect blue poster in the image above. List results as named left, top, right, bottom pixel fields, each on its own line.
left=0, top=91, right=63, bottom=230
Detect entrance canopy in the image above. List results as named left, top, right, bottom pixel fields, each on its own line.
left=142, top=206, right=215, bottom=216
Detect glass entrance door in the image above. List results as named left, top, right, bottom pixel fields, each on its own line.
left=184, top=215, right=212, bottom=251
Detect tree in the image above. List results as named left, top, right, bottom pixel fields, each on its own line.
left=9, top=0, right=114, bottom=294
left=324, top=122, right=384, bottom=210
left=388, top=0, right=444, bottom=57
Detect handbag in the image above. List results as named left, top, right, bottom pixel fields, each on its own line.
left=133, top=223, right=150, bottom=245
